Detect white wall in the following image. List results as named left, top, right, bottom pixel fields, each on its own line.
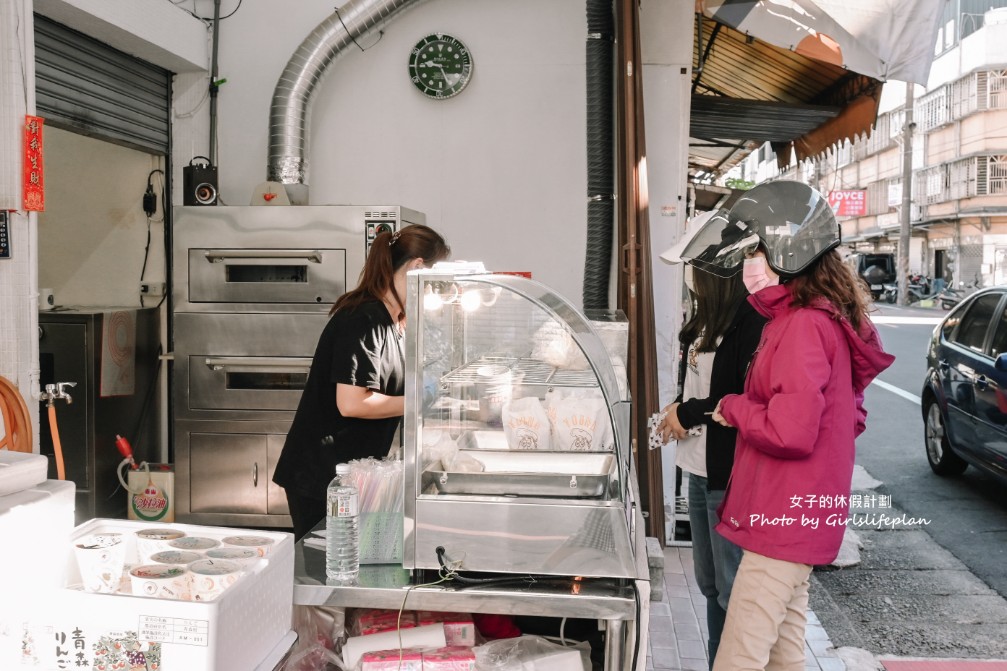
left=641, top=0, right=692, bottom=409
left=927, top=19, right=1007, bottom=89
left=640, top=0, right=694, bottom=541
left=201, top=0, right=589, bottom=304
left=38, top=128, right=165, bottom=308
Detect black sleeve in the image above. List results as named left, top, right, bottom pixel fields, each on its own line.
left=327, top=311, right=386, bottom=390
left=675, top=304, right=767, bottom=429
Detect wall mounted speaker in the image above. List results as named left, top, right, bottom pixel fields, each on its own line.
left=183, top=156, right=218, bottom=206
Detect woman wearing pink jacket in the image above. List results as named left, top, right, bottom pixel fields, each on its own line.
left=681, top=181, right=895, bottom=671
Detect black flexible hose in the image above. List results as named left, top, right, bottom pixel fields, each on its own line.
left=584, top=0, right=616, bottom=310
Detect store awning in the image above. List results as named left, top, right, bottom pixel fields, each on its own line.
left=689, top=1, right=945, bottom=179
left=698, top=0, right=945, bottom=85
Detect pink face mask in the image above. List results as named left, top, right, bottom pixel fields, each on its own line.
left=742, top=256, right=779, bottom=294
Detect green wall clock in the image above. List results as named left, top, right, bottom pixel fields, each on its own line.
left=408, top=34, right=473, bottom=99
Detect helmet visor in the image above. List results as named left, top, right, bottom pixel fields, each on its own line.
left=728, top=182, right=839, bottom=276
left=678, top=210, right=759, bottom=278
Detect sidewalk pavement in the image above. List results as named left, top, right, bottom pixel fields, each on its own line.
left=644, top=543, right=1007, bottom=671
left=646, top=543, right=846, bottom=671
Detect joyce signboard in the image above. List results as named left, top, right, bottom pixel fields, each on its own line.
left=827, top=189, right=866, bottom=217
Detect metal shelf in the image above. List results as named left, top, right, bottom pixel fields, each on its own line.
left=440, top=356, right=598, bottom=388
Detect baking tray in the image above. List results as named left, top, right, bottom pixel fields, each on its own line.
left=427, top=449, right=613, bottom=498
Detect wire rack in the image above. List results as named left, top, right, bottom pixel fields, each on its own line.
left=440, top=356, right=598, bottom=388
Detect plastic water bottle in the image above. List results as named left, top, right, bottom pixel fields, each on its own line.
left=326, top=463, right=359, bottom=582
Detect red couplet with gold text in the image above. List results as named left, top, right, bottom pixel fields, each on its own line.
left=23, top=115, right=45, bottom=212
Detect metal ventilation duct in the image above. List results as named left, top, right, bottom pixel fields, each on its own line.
left=267, top=0, right=422, bottom=205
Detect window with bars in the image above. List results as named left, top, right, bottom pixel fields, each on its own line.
left=836, top=140, right=853, bottom=167
left=989, top=155, right=1007, bottom=194
left=917, top=87, right=950, bottom=131
left=865, top=180, right=897, bottom=216
left=913, top=70, right=1007, bottom=129
left=949, top=158, right=977, bottom=199
left=950, top=73, right=978, bottom=118
left=916, top=155, right=1007, bottom=204
left=917, top=165, right=949, bottom=204
left=863, top=112, right=891, bottom=156
left=989, top=70, right=1007, bottom=109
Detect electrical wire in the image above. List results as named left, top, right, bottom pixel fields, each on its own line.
left=140, top=169, right=165, bottom=309
left=630, top=580, right=641, bottom=671
left=434, top=546, right=561, bottom=587
left=180, top=0, right=243, bottom=22
left=12, top=0, right=27, bottom=108
left=334, top=6, right=384, bottom=52
left=105, top=346, right=163, bottom=501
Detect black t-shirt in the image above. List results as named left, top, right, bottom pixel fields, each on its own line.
left=272, top=299, right=404, bottom=500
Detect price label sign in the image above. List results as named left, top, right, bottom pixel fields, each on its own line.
left=0, top=211, right=10, bottom=259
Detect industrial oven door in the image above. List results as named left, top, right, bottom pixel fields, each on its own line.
left=187, top=248, right=347, bottom=304
left=174, top=312, right=327, bottom=419
left=189, top=355, right=312, bottom=412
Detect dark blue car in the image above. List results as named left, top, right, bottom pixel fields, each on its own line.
left=923, top=287, right=1007, bottom=484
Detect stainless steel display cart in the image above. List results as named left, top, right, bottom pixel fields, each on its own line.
left=293, top=530, right=650, bottom=671
left=293, top=268, right=650, bottom=670
left=402, top=267, right=644, bottom=580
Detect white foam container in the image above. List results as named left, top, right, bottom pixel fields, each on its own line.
left=0, top=479, right=76, bottom=668
left=0, top=450, right=49, bottom=496
left=19, top=518, right=294, bottom=671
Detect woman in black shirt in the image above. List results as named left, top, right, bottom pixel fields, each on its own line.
left=273, top=224, right=450, bottom=539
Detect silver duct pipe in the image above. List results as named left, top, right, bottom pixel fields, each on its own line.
left=267, top=0, right=422, bottom=205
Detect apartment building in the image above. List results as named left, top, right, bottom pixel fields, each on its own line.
left=733, top=2, right=1007, bottom=292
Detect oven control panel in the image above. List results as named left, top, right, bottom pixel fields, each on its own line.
left=365, top=220, right=396, bottom=254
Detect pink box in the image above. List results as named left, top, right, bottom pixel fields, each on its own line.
left=422, top=646, right=476, bottom=671
left=354, top=608, right=419, bottom=635
left=416, top=612, right=476, bottom=648
left=360, top=648, right=423, bottom=671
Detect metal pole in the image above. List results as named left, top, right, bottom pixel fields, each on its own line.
left=898, top=82, right=914, bottom=306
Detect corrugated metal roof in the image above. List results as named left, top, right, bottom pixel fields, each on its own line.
left=689, top=14, right=881, bottom=178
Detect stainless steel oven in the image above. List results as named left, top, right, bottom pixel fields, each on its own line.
left=172, top=205, right=425, bottom=527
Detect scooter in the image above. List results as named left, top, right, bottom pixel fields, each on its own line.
left=936, top=281, right=977, bottom=309
left=906, top=275, right=934, bottom=305
left=885, top=275, right=936, bottom=305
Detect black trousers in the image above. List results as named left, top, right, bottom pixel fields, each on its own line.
left=285, top=489, right=325, bottom=541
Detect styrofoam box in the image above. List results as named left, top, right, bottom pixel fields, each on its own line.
left=0, top=450, right=49, bottom=496
left=19, top=518, right=294, bottom=671
left=0, top=480, right=76, bottom=669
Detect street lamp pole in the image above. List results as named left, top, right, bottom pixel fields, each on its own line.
left=898, top=81, right=915, bottom=307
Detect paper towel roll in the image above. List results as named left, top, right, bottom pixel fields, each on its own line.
left=342, top=623, right=446, bottom=668
left=39, top=288, right=54, bottom=311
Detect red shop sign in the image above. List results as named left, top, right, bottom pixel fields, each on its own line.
left=23, top=115, right=45, bottom=212
left=826, top=189, right=865, bottom=217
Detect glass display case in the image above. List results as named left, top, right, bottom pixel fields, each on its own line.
left=403, top=267, right=641, bottom=579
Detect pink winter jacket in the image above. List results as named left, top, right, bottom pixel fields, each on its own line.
left=715, top=283, right=895, bottom=566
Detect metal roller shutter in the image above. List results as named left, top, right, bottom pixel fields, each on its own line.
left=34, top=15, right=170, bottom=154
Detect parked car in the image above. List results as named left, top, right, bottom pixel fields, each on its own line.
left=922, top=287, right=1007, bottom=485
left=851, top=253, right=896, bottom=299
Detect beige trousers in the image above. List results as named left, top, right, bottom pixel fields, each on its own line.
left=711, top=549, right=813, bottom=671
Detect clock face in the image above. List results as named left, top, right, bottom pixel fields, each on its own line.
left=408, top=34, right=473, bottom=99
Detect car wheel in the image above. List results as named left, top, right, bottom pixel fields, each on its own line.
left=924, top=398, right=968, bottom=475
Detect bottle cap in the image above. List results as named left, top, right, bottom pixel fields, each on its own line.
left=336, top=463, right=350, bottom=475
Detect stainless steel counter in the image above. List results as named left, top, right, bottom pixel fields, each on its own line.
left=292, top=537, right=648, bottom=670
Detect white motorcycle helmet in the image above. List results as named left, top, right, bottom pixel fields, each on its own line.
left=679, top=181, right=840, bottom=278
left=660, top=209, right=731, bottom=291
